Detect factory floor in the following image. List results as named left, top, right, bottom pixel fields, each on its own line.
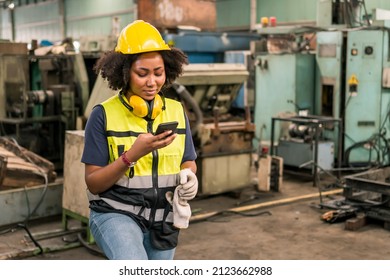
left=1, top=170, right=389, bottom=260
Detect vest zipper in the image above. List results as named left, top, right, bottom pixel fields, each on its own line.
left=148, top=121, right=159, bottom=228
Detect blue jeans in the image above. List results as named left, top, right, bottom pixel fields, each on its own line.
left=89, top=210, right=176, bottom=260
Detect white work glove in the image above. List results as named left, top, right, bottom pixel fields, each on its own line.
left=178, top=168, right=198, bottom=200
left=166, top=190, right=191, bottom=229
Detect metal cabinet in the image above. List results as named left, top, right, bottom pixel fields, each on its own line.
left=253, top=53, right=315, bottom=147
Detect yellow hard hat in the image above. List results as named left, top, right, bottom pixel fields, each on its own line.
left=115, top=20, right=171, bottom=54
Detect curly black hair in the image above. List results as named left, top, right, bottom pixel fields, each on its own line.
left=93, top=48, right=188, bottom=94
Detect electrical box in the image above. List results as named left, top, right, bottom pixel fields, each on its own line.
left=344, top=30, right=385, bottom=164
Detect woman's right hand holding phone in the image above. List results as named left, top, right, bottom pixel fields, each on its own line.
left=127, top=131, right=177, bottom=161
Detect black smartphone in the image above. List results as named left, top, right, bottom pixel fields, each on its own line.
left=155, top=121, right=178, bottom=136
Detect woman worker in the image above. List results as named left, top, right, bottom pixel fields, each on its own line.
left=81, top=20, right=198, bottom=260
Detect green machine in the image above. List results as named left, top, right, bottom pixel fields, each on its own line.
left=253, top=26, right=316, bottom=148
left=0, top=51, right=89, bottom=169
left=316, top=21, right=390, bottom=167
left=252, top=1, right=390, bottom=171
left=254, top=53, right=316, bottom=146
left=314, top=0, right=390, bottom=167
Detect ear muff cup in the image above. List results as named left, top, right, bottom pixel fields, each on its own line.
left=129, top=94, right=163, bottom=119
left=150, top=94, right=163, bottom=119
left=129, top=95, right=149, bottom=118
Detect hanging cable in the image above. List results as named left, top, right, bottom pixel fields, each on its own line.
left=361, top=0, right=371, bottom=26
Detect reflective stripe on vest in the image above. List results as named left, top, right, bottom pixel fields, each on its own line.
left=101, top=197, right=174, bottom=223
left=114, top=173, right=180, bottom=189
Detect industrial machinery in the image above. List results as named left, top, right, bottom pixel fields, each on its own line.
left=251, top=25, right=322, bottom=177
left=252, top=26, right=317, bottom=148
left=162, top=29, right=261, bottom=64
left=269, top=115, right=342, bottom=182
left=314, top=1, right=390, bottom=169
left=0, top=45, right=90, bottom=227
left=0, top=49, right=89, bottom=169
left=163, top=28, right=260, bottom=114
left=171, top=63, right=255, bottom=195
left=252, top=1, right=390, bottom=177
left=316, top=22, right=390, bottom=168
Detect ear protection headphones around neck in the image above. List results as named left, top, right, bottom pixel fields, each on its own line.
left=118, top=92, right=165, bottom=120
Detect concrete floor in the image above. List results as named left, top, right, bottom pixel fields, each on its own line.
left=1, top=172, right=390, bottom=260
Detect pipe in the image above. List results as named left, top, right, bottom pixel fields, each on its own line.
left=172, top=83, right=203, bottom=136
left=58, top=0, right=65, bottom=39
left=190, top=188, right=343, bottom=223
left=9, top=7, right=15, bottom=41
left=250, top=0, right=257, bottom=31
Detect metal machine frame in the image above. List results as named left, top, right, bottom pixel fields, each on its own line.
left=0, top=52, right=89, bottom=169
left=270, top=115, right=343, bottom=184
